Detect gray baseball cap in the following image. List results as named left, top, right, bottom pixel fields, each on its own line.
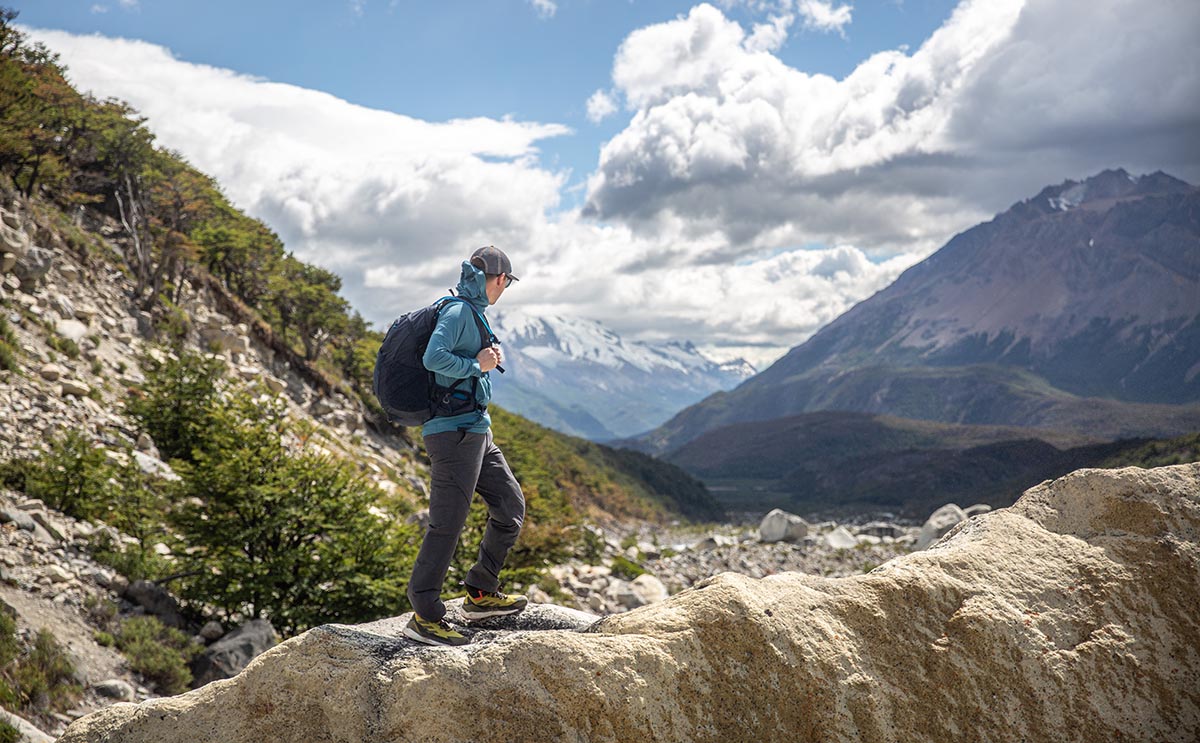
left=469, top=245, right=519, bottom=281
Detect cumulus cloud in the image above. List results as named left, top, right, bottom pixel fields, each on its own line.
left=585, top=0, right=1200, bottom=259
left=796, top=0, right=852, bottom=34
left=586, top=89, right=618, bottom=123
left=529, top=0, right=557, bottom=19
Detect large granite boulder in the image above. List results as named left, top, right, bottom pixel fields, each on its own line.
left=59, top=465, right=1200, bottom=743
left=758, top=508, right=809, bottom=543
left=913, top=502, right=967, bottom=550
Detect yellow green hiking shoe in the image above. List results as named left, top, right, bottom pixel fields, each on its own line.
left=461, top=586, right=529, bottom=621
left=403, top=614, right=468, bottom=647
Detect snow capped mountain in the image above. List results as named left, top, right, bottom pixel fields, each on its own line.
left=486, top=310, right=754, bottom=440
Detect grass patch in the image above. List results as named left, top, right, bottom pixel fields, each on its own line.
left=46, top=333, right=80, bottom=359
left=0, top=314, right=18, bottom=373
left=0, top=613, right=82, bottom=723
left=610, top=555, right=646, bottom=581
left=115, top=616, right=201, bottom=695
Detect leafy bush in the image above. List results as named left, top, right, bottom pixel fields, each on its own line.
left=0, top=719, right=18, bottom=743
left=21, top=429, right=111, bottom=520
left=115, top=616, right=200, bottom=695
left=172, top=390, right=410, bottom=635
left=125, top=346, right=225, bottom=463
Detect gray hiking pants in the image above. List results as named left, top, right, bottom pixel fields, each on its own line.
left=407, top=429, right=525, bottom=622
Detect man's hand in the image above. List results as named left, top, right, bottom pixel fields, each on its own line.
left=476, top=345, right=503, bottom=373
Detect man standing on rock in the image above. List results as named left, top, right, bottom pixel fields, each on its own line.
left=403, top=246, right=529, bottom=647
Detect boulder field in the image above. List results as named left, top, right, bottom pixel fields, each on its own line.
left=60, top=464, right=1200, bottom=742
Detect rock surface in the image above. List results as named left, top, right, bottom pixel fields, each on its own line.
left=58, top=464, right=1200, bottom=742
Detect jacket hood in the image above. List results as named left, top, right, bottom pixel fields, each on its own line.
left=454, top=260, right=490, bottom=310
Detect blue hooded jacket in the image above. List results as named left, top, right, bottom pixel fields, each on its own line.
left=421, top=261, right=496, bottom=436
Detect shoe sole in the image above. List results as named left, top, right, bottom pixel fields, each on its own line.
left=460, top=605, right=527, bottom=622
left=402, top=624, right=466, bottom=647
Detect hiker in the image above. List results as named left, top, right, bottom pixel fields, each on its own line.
left=403, top=245, right=529, bottom=647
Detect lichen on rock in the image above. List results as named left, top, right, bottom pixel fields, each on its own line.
left=59, top=464, right=1200, bottom=743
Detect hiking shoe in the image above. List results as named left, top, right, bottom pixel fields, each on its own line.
left=403, top=614, right=468, bottom=647
left=461, top=586, right=528, bottom=621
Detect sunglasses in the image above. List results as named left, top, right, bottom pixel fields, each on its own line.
left=503, top=274, right=514, bottom=288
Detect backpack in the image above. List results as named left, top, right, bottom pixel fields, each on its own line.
left=372, top=296, right=500, bottom=426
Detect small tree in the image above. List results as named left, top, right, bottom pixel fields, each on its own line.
left=172, top=391, right=408, bottom=635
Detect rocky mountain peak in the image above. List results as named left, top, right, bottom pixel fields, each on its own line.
left=1026, top=168, right=1193, bottom=214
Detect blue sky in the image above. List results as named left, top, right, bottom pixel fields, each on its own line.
left=15, top=0, right=1200, bottom=368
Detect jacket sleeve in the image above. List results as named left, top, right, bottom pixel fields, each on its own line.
left=422, top=304, right=483, bottom=379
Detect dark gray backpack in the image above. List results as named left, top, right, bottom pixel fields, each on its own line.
left=371, top=297, right=499, bottom=426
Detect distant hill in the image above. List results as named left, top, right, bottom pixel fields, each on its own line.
left=636, top=169, right=1200, bottom=454
left=664, top=411, right=1158, bottom=519
left=489, top=310, right=753, bottom=440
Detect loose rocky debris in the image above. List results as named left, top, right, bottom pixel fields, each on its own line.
left=0, top=202, right=425, bottom=496
left=535, top=506, right=963, bottom=615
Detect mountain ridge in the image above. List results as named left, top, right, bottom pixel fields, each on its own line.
left=634, top=169, right=1200, bottom=453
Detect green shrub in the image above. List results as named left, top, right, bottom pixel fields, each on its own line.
left=0, top=719, right=19, bottom=743
left=89, top=531, right=172, bottom=583
left=172, top=390, right=410, bottom=635
left=22, top=429, right=112, bottom=520
left=0, top=613, right=18, bottom=668
left=125, top=346, right=225, bottom=462
left=610, top=555, right=646, bottom=581
left=92, top=631, right=115, bottom=648
left=115, top=616, right=200, bottom=695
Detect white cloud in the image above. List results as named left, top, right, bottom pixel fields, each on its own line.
left=585, top=0, right=1200, bottom=257
left=529, top=0, right=557, bottom=19
left=796, top=0, right=853, bottom=34
left=90, top=5, right=109, bottom=14
left=586, top=89, right=618, bottom=123
left=118, top=0, right=138, bottom=8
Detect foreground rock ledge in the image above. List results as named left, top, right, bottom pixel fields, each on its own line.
left=61, top=465, right=1200, bottom=743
